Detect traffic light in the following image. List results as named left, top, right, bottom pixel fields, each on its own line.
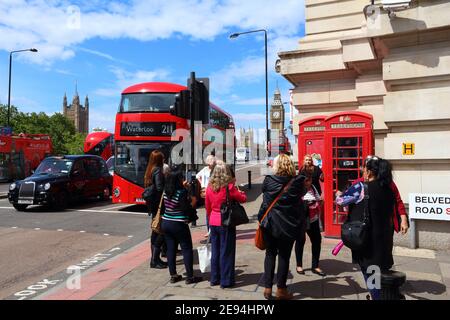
left=171, top=89, right=190, bottom=118
left=188, top=77, right=210, bottom=124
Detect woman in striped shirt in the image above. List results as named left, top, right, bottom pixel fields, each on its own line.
left=161, top=165, right=203, bottom=284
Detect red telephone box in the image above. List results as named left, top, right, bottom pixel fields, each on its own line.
left=323, top=111, right=374, bottom=237
left=298, top=116, right=326, bottom=171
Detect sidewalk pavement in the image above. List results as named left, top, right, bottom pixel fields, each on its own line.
left=40, top=185, right=450, bottom=300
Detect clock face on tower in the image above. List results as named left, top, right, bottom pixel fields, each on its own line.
left=272, top=111, right=280, bottom=119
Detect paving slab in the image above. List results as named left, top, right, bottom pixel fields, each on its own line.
left=393, top=246, right=436, bottom=259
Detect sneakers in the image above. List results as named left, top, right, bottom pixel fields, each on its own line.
left=185, top=276, right=203, bottom=285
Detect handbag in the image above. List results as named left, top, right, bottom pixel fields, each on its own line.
left=341, top=183, right=370, bottom=251
left=221, top=187, right=249, bottom=227
left=151, top=193, right=165, bottom=234
left=197, top=234, right=211, bottom=273
left=255, top=178, right=295, bottom=250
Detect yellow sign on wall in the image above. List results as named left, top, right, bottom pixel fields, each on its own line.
left=403, top=143, right=415, bottom=155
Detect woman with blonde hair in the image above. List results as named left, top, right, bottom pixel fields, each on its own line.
left=205, top=160, right=247, bottom=288
left=258, top=154, right=306, bottom=300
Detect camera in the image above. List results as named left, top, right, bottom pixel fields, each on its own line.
left=381, top=0, right=412, bottom=18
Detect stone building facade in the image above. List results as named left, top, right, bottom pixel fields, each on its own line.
left=63, top=90, right=89, bottom=134
left=277, top=0, right=450, bottom=249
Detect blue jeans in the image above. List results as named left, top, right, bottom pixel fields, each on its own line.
left=210, top=225, right=236, bottom=287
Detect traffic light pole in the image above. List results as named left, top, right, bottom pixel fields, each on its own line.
left=190, top=72, right=196, bottom=173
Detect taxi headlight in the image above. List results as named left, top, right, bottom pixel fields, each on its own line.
left=44, top=183, right=51, bottom=191
left=9, top=183, right=16, bottom=191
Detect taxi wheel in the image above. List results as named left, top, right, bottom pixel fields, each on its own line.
left=53, top=192, right=68, bottom=211
left=13, top=204, right=28, bottom=211
left=99, top=186, right=111, bottom=201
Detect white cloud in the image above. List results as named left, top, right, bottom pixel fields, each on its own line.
left=210, top=56, right=265, bottom=94
left=89, top=108, right=116, bottom=132
left=0, top=0, right=305, bottom=64
left=76, top=47, right=131, bottom=65
left=94, top=66, right=172, bottom=97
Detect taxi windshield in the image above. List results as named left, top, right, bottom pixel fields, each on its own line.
left=35, top=159, right=73, bottom=175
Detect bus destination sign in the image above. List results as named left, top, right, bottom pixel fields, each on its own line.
left=120, top=122, right=175, bottom=136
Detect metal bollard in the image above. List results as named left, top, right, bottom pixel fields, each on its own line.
left=248, top=170, right=252, bottom=189
left=380, top=270, right=406, bottom=300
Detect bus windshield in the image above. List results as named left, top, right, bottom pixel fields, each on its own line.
left=119, top=93, right=176, bottom=113
left=115, top=142, right=174, bottom=187
left=35, top=159, right=73, bottom=175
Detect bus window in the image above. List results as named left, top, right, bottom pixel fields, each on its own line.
left=115, top=142, right=173, bottom=187
left=120, top=93, right=176, bottom=113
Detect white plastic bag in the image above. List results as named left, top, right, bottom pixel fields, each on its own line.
left=197, top=243, right=211, bottom=273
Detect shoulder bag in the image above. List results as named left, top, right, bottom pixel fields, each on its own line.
left=255, top=178, right=294, bottom=250
left=341, top=183, right=370, bottom=251
left=221, top=187, right=249, bottom=227
left=151, top=193, right=165, bottom=234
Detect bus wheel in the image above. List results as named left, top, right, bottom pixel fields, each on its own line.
left=13, top=204, right=28, bottom=211
left=53, top=192, right=68, bottom=211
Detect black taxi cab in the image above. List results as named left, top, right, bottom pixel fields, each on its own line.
left=8, top=155, right=112, bottom=211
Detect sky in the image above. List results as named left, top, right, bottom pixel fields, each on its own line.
left=0, top=0, right=305, bottom=143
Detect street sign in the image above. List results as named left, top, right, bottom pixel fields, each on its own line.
left=403, top=143, right=415, bottom=155
left=409, top=193, right=450, bottom=221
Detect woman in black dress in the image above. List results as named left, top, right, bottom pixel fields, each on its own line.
left=336, top=158, right=395, bottom=300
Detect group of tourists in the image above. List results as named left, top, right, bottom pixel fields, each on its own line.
left=143, top=149, right=409, bottom=300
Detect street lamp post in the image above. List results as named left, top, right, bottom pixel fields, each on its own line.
left=7, top=48, right=38, bottom=127
left=230, top=29, right=269, bottom=157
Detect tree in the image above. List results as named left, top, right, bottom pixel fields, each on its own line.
left=65, top=133, right=87, bottom=154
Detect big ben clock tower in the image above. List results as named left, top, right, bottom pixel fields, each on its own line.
left=270, top=88, right=285, bottom=132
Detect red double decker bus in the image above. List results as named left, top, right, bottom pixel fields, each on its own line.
left=112, top=82, right=235, bottom=205
left=84, top=131, right=114, bottom=161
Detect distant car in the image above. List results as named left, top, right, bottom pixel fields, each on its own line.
left=236, top=147, right=249, bottom=163
left=8, top=155, right=112, bottom=211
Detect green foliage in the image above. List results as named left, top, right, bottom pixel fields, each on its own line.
left=0, top=104, right=85, bottom=155
left=65, top=133, right=87, bottom=155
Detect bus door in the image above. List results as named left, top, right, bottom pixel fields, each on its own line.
left=324, top=112, right=373, bottom=238
left=11, top=151, right=25, bottom=180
